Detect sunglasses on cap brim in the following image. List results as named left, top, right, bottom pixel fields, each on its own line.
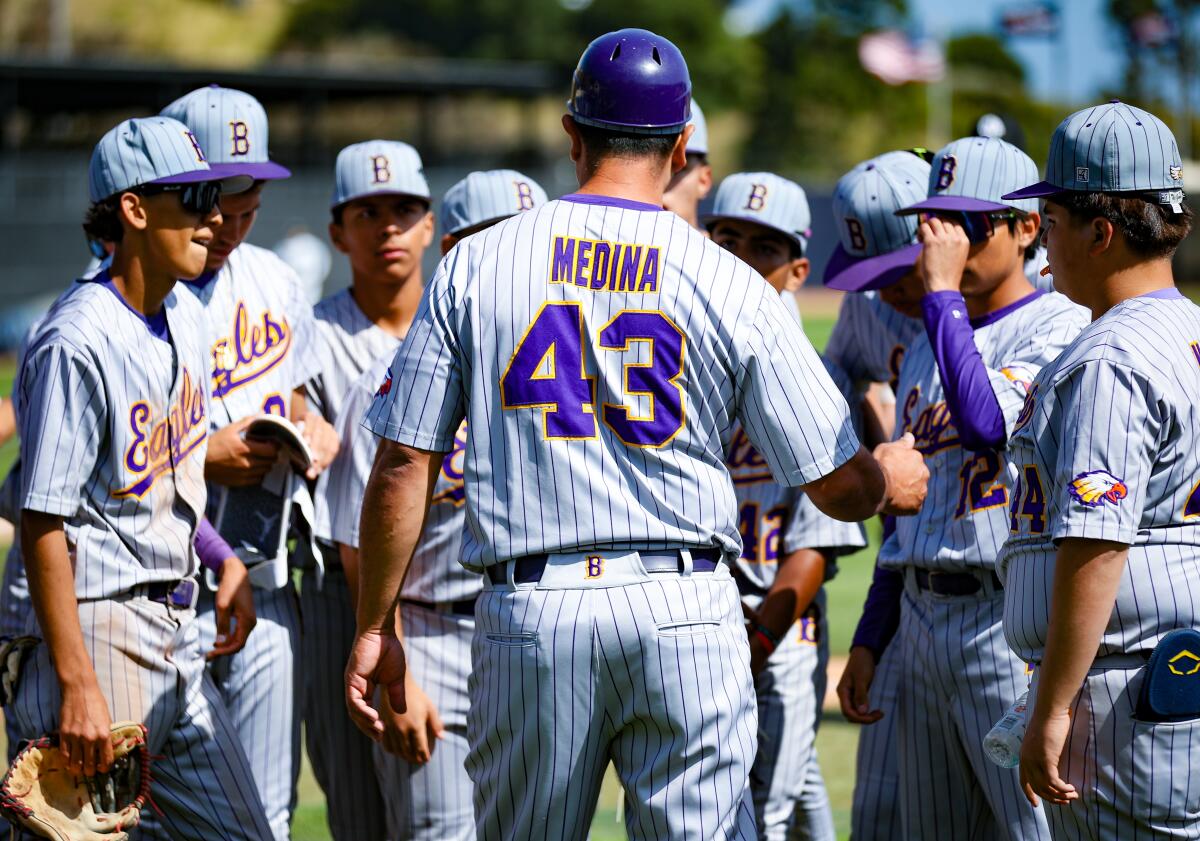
left=134, top=181, right=222, bottom=216
left=920, top=209, right=1023, bottom=244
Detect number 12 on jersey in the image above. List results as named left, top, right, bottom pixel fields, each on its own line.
left=500, top=302, right=686, bottom=448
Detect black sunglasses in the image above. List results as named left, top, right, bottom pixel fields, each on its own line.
left=135, top=181, right=222, bottom=216
left=923, top=209, right=1023, bottom=243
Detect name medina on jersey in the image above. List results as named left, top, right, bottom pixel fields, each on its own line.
left=900, top=386, right=959, bottom=455
left=114, top=368, right=207, bottom=499
left=549, top=235, right=662, bottom=293
left=210, top=300, right=292, bottom=398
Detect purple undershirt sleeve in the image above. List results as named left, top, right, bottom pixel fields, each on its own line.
left=194, top=517, right=232, bottom=574
left=921, top=290, right=1007, bottom=451
left=850, top=516, right=902, bottom=659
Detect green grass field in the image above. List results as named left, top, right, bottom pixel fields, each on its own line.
left=0, top=312, right=875, bottom=841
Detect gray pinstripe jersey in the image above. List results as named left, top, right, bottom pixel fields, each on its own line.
left=183, top=243, right=320, bottom=429
left=825, top=291, right=922, bottom=392
left=308, top=288, right=402, bottom=542
left=328, top=355, right=481, bottom=603
left=878, top=290, right=1088, bottom=571
left=17, top=280, right=211, bottom=598
left=365, top=195, right=860, bottom=568
left=1001, top=289, right=1200, bottom=661
left=729, top=358, right=867, bottom=593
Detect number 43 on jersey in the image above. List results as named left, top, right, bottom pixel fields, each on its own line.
left=500, top=302, right=686, bottom=448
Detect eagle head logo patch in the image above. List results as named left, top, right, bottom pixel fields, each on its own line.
left=1069, top=470, right=1127, bottom=508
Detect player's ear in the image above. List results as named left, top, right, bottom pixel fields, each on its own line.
left=1015, top=211, right=1040, bottom=251
left=785, top=257, right=810, bottom=292
left=118, top=192, right=149, bottom=232
left=328, top=221, right=350, bottom=255
left=696, top=163, right=713, bottom=200
left=562, top=115, right=583, bottom=163
left=1088, top=216, right=1116, bottom=257
left=669, top=127, right=692, bottom=175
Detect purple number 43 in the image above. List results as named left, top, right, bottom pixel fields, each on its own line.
left=500, top=302, right=686, bottom=448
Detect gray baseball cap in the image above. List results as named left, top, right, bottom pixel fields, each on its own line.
left=439, top=170, right=548, bottom=237
left=161, top=85, right=291, bottom=183
left=902, top=136, right=1039, bottom=215
left=824, top=150, right=930, bottom=292
left=703, top=172, right=810, bottom=253
left=687, top=98, right=708, bottom=156
left=88, top=116, right=216, bottom=203
left=331, top=140, right=430, bottom=210
left=1004, top=101, right=1185, bottom=210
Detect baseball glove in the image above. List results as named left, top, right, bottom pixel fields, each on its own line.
left=0, top=721, right=151, bottom=840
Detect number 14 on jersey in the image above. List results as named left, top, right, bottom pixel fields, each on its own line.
left=500, top=302, right=686, bottom=448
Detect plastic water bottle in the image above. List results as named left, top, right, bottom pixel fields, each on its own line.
left=983, top=689, right=1029, bottom=768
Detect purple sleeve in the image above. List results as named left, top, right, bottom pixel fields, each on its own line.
left=194, top=517, right=232, bottom=574
left=850, top=517, right=903, bottom=658
left=921, top=291, right=1007, bottom=451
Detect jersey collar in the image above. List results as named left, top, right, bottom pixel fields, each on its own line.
left=560, top=193, right=664, bottom=212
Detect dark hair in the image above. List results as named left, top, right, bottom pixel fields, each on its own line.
left=1052, top=191, right=1193, bottom=260
left=331, top=204, right=345, bottom=226
left=576, top=122, right=679, bottom=167
left=1000, top=214, right=1040, bottom=263
left=82, top=197, right=124, bottom=244
left=682, top=152, right=709, bottom=170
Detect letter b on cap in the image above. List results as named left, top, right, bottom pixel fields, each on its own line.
left=229, top=121, right=250, bottom=157
left=845, top=217, right=867, bottom=251
left=745, top=184, right=768, bottom=212
left=935, top=155, right=957, bottom=191
left=371, top=155, right=391, bottom=185
left=515, top=181, right=535, bottom=211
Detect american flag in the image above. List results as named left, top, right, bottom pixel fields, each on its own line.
left=858, top=30, right=945, bottom=86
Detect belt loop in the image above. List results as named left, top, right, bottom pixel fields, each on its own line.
left=679, top=548, right=693, bottom=576
left=505, top=560, right=517, bottom=589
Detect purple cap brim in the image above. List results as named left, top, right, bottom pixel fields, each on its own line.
left=207, top=161, right=292, bottom=181
left=1002, top=180, right=1060, bottom=200
left=898, top=195, right=1012, bottom=215
left=823, top=242, right=922, bottom=292
left=150, top=169, right=219, bottom=186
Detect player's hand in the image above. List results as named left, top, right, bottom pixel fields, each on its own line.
left=205, top=417, right=280, bottom=487
left=1020, top=707, right=1077, bottom=807
left=837, top=646, right=885, bottom=725
left=297, top=414, right=339, bottom=480
left=748, top=634, right=771, bottom=678
left=209, top=555, right=257, bottom=660
left=345, top=629, right=407, bottom=740
left=874, top=433, right=929, bottom=516
left=58, top=678, right=114, bottom=776
left=916, top=216, right=971, bottom=294
left=378, top=673, right=445, bottom=764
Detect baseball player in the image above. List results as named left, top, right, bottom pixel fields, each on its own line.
left=704, top=172, right=867, bottom=841
left=1000, top=102, right=1200, bottom=839
left=346, top=28, right=927, bottom=841
left=9, top=115, right=273, bottom=838
left=663, top=97, right=712, bottom=229
left=160, top=85, right=339, bottom=841
left=299, top=139, right=434, bottom=841
left=861, top=136, right=1089, bottom=840
left=321, top=171, right=545, bottom=840
left=819, top=150, right=930, bottom=841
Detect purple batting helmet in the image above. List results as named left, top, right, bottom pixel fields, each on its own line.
left=567, top=28, right=692, bottom=135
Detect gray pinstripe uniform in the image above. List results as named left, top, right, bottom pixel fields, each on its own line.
left=364, top=195, right=862, bottom=841
left=10, top=280, right=272, bottom=840
left=184, top=242, right=322, bottom=841
left=821, top=290, right=921, bottom=841
left=730, top=358, right=866, bottom=841
left=328, top=355, right=480, bottom=841
left=879, top=290, right=1086, bottom=840
left=300, top=287, right=399, bottom=841
left=1002, top=289, right=1200, bottom=840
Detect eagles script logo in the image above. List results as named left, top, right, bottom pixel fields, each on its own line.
left=1068, top=471, right=1128, bottom=508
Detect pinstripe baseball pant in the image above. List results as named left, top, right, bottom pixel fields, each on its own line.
left=848, top=634, right=902, bottom=841
left=896, top=575, right=1050, bottom=841
left=466, top=554, right=759, bottom=841
left=300, top=565, right=389, bottom=841
left=1031, top=663, right=1200, bottom=840
left=10, top=597, right=273, bottom=840
left=198, top=584, right=301, bottom=841
left=374, top=602, right=475, bottom=841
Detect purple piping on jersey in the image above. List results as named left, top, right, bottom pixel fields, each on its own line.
left=852, top=559, right=904, bottom=658
left=968, top=288, right=1045, bottom=329
left=1136, top=287, right=1185, bottom=300
left=87, top=270, right=171, bottom=342
left=560, top=193, right=664, bottom=212
left=922, top=290, right=1021, bottom=451
left=194, top=518, right=232, bottom=573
